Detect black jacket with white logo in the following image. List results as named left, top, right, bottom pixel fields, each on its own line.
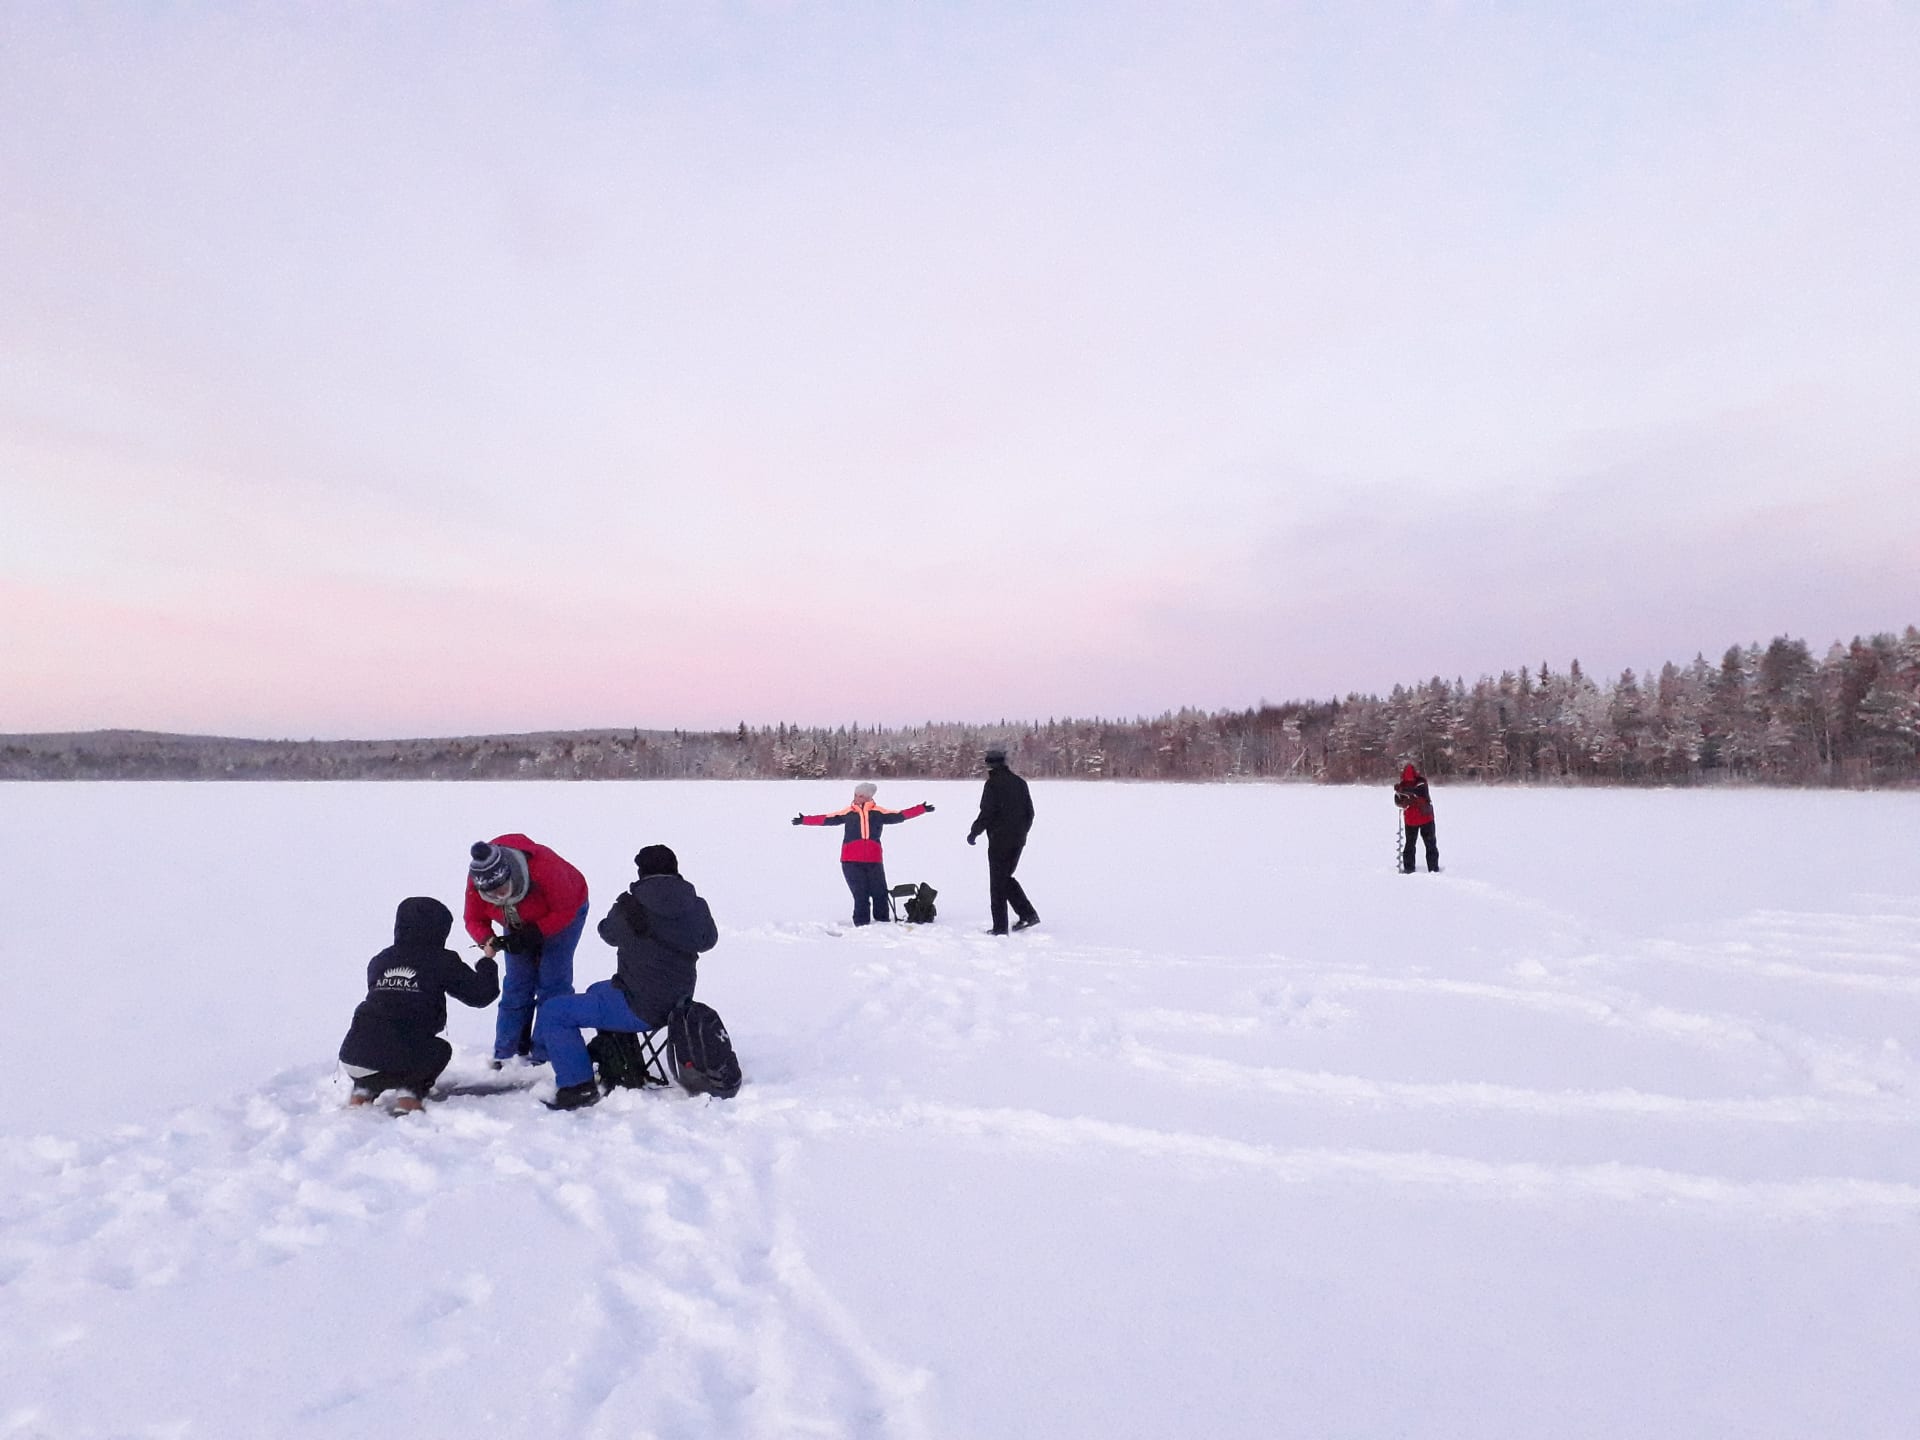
left=339, top=896, right=500, bottom=1074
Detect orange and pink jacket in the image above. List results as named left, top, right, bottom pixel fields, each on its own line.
left=799, top=801, right=931, bottom=862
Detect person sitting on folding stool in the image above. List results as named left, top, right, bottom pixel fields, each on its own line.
left=533, top=845, right=718, bottom=1111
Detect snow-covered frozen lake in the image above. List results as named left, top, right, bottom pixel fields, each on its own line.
left=3, top=780, right=1917, bottom=1438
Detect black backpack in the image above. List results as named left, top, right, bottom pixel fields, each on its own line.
left=903, top=882, right=937, bottom=924
left=587, top=1028, right=670, bottom=1092
left=667, top=999, right=743, bottom=1099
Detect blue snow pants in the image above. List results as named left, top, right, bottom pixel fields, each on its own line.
left=534, top=979, right=651, bottom=1089
left=495, top=903, right=586, bottom=1064
left=841, top=860, right=891, bottom=925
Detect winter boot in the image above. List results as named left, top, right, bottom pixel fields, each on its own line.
left=1011, top=916, right=1041, bottom=932
left=546, top=1079, right=601, bottom=1112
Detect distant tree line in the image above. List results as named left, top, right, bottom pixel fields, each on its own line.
left=6, top=626, right=1917, bottom=786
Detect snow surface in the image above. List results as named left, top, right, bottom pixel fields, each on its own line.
left=2, top=779, right=1917, bottom=1438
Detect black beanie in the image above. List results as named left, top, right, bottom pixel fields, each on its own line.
left=634, top=844, right=679, bottom=877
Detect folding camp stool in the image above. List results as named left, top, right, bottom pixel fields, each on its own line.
left=587, top=1027, right=675, bottom=1090
left=635, top=1027, right=673, bottom=1086
left=888, top=882, right=921, bottom=924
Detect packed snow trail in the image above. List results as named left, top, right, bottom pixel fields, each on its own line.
left=1, top=1068, right=935, bottom=1440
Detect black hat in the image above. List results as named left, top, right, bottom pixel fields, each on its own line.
left=634, top=844, right=679, bottom=877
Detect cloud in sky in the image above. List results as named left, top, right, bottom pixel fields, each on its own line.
left=3, top=2, right=1917, bottom=736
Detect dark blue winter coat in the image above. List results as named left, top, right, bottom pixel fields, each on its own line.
left=339, top=897, right=500, bottom=1074
left=595, top=873, right=719, bottom=1028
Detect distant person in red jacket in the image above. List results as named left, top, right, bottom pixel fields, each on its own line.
left=792, top=782, right=934, bottom=925
left=464, top=834, right=589, bottom=1066
left=1393, top=764, right=1439, bottom=873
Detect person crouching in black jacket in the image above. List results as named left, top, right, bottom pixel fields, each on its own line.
left=533, top=845, right=719, bottom=1111
left=339, top=896, right=500, bottom=1113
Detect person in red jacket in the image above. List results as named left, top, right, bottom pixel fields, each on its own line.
left=792, top=782, right=934, bottom=925
left=1393, top=763, right=1440, bottom=873
left=464, top=834, right=589, bottom=1066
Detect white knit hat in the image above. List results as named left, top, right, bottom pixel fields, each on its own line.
left=853, top=781, right=877, bottom=800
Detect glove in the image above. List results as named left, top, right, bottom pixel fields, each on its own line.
left=967, top=832, right=978, bottom=846
left=922, top=802, right=936, bottom=812
left=504, top=920, right=544, bottom=957
left=792, top=814, right=805, bottom=825
left=613, top=891, right=651, bottom=936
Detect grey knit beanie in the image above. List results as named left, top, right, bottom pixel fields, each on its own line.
left=469, top=841, right=530, bottom=903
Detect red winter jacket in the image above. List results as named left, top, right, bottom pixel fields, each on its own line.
left=800, top=800, right=930, bottom=862
left=462, top=832, right=590, bottom=945
left=1393, top=765, right=1434, bottom=827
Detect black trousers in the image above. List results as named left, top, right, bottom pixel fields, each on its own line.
left=350, top=1037, right=452, bottom=1098
left=1401, top=821, right=1439, bottom=873
left=987, top=835, right=1038, bottom=932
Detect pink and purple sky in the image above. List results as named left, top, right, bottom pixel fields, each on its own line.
left=4, top=3, right=1917, bottom=739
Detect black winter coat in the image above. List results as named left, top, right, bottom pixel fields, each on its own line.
left=339, top=897, right=500, bottom=1074
left=969, top=764, right=1035, bottom=841
left=596, top=873, right=720, bottom=1028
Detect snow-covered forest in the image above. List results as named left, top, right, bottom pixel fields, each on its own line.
left=6, top=627, right=1918, bottom=786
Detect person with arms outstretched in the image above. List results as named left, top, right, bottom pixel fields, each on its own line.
left=792, top=782, right=933, bottom=925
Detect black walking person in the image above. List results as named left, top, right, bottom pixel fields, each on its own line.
left=967, top=743, right=1039, bottom=934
